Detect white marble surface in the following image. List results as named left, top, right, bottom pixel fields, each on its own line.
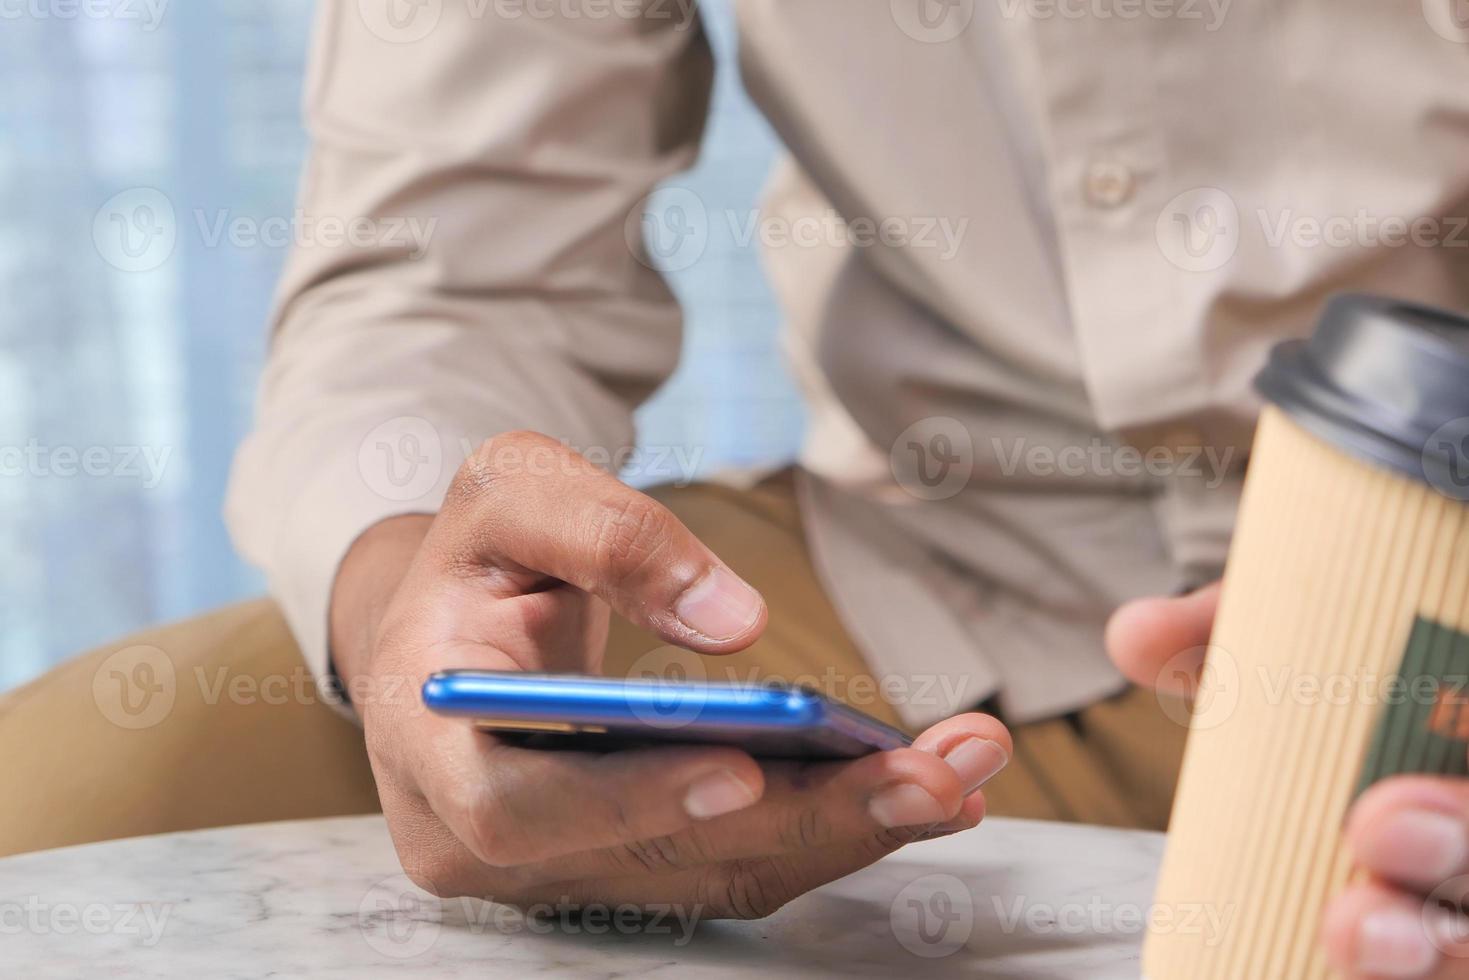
left=0, top=815, right=1164, bottom=979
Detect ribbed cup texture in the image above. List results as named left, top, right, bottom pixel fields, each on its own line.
left=1144, top=406, right=1469, bottom=979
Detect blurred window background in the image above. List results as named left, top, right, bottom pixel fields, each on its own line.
left=0, top=0, right=798, bottom=691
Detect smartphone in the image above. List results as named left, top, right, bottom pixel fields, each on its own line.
left=421, top=670, right=912, bottom=760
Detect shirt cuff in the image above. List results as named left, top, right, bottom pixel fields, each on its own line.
left=255, top=415, right=465, bottom=721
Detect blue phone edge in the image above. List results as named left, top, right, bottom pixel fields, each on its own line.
left=421, top=670, right=912, bottom=751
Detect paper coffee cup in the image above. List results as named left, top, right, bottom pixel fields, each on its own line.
left=1144, top=295, right=1469, bottom=978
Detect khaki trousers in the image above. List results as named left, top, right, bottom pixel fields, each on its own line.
left=0, top=473, right=1188, bottom=858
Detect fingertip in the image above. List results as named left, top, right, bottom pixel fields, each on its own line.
left=1320, top=883, right=1442, bottom=979
left=684, top=767, right=762, bottom=821
left=913, top=712, right=1013, bottom=761
left=1105, top=583, right=1221, bottom=691
left=721, top=748, right=768, bottom=800
left=704, top=599, right=769, bottom=655
left=1344, top=777, right=1469, bottom=892
left=611, top=743, right=766, bottom=812
left=676, top=744, right=767, bottom=796
left=1348, top=775, right=1469, bottom=837
left=912, top=714, right=1012, bottom=797
left=1105, top=596, right=1178, bottom=686
left=638, top=744, right=766, bottom=822
left=670, top=565, right=767, bottom=650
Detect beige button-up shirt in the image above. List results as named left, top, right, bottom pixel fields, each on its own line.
left=226, top=0, right=1469, bottom=726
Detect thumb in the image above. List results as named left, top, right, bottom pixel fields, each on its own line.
left=1105, top=582, right=1221, bottom=695
left=430, top=432, right=767, bottom=654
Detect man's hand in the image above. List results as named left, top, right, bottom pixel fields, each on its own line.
left=330, top=432, right=1011, bottom=919
left=1109, top=585, right=1469, bottom=978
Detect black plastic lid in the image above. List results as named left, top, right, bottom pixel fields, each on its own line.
left=1255, top=294, right=1469, bottom=494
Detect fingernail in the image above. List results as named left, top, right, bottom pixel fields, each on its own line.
left=684, top=769, right=758, bottom=820
left=674, top=567, right=762, bottom=641
left=942, top=738, right=1008, bottom=795
left=869, top=783, right=947, bottom=828
left=1374, top=810, right=1468, bottom=884
left=1358, top=907, right=1438, bottom=977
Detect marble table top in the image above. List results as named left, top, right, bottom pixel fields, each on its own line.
left=0, top=815, right=1164, bottom=979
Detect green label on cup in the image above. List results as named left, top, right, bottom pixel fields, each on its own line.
left=1355, top=616, right=1469, bottom=799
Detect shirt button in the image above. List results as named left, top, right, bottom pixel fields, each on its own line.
left=1084, top=159, right=1136, bottom=209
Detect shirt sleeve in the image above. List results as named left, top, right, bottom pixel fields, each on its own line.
left=224, top=1, right=713, bottom=688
